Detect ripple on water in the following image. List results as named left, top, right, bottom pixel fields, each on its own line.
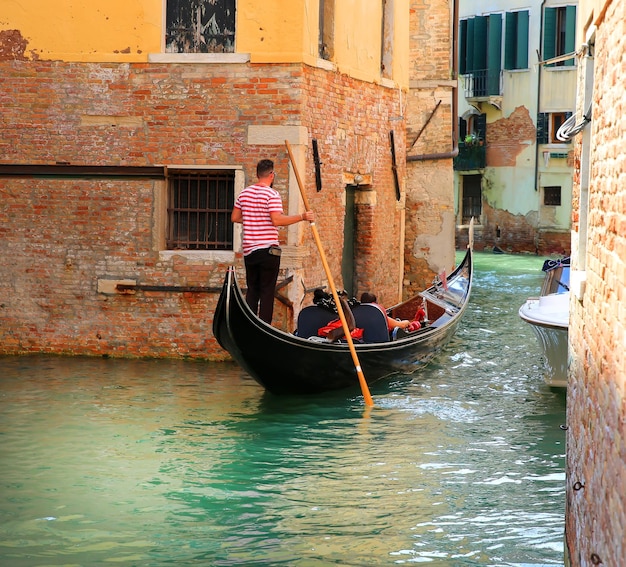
left=0, top=254, right=565, bottom=566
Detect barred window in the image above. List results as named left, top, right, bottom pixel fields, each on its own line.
left=167, top=170, right=234, bottom=250
left=462, top=174, right=482, bottom=224
left=544, top=186, right=562, bottom=206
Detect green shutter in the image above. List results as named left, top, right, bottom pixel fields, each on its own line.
left=488, top=14, right=502, bottom=95
left=536, top=113, right=549, bottom=144
left=466, top=18, right=475, bottom=72
left=504, top=12, right=516, bottom=70
left=459, top=118, right=467, bottom=141
left=475, top=114, right=487, bottom=140
left=564, top=6, right=577, bottom=66
left=516, top=11, right=529, bottom=69
left=543, top=7, right=556, bottom=63
left=459, top=19, right=468, bottom=74
left=473, top=16, right=487, bottom=71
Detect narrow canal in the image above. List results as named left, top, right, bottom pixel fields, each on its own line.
left=0, top=252, right=566, bottom=566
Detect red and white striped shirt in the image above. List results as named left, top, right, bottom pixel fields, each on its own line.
left=234, top=183, right=283, bottom=255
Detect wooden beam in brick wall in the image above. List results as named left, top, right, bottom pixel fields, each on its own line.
left=0, top=164, right=165, bottom=178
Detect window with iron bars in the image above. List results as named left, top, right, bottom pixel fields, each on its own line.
left=167, top=170, right=234, bottom=250
left=544, top=186, right=562, bottom=206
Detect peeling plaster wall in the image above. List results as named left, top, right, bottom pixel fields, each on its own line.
left=405, top=0, right=456, bottom=292
left=405, top=161, right=456, bottom=293
left=486, top=106, right=536, bottom=169
left=456, top=0, right=576, bottom=256
left=411, top=209, right=456, bottom=275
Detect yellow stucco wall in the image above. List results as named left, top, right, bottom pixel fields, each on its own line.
left=237, top=2, right=310, bottom=63
left=2, top=0, right=162, bottom=61
left=333, top=1, right=385, bottom=83
left=2, top=0, right=408, bottom=88
left=239, top=0, right=409, bottom=86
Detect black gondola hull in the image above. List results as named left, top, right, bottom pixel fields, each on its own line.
left=213, top=248, right=473, bottom=395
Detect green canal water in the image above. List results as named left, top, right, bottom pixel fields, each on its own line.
left=0, top=252, right=566, bottom=566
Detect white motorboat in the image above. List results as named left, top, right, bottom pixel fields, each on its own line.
left=519, top=258, right=570, bottom=388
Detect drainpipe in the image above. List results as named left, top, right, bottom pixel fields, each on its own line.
left=534, top=0, right=547, bottom=190
left=407, top=0, right=459, bottom=162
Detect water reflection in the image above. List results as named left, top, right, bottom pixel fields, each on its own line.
left=0, top=253, right=565, bottom=566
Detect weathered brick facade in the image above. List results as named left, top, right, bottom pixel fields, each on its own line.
left=405, top=0, right=457, bottom=296
left=0, top=60, right=405, bottom=359
left=456, top=203, right=571, bottom=255
left=566, top=0, right=626, bottom=564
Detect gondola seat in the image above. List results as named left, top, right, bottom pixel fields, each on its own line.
left=352, top=304, right=390, bottom=343
left=295, top=306, right=337, bottom=339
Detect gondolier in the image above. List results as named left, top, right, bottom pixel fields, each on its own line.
left=231, top=159, right=314, bottom=323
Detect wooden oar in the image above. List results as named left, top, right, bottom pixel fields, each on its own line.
left=285, top=140, right=374, bottom=407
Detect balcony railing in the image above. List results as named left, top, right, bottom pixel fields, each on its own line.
left=454, top=142, right=486, bottom=171
left=462, top=69, right=502, bottom=98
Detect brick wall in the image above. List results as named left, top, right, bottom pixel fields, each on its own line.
left=456, top=202, right=570, bottom=255
left=404, top=0, right=457, bottom=294
left=302, top=67, right=406, bottom=304
left=0, top=61, right=405, bottom=359
left=566, top=0, right=626, bottom=564
left=486, top=106, right=536, bottom=168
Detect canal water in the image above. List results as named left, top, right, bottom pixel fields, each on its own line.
left=0, top=252, right=566, bottom=567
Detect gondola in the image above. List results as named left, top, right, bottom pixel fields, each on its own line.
left=213, top=245, right=473, bottom=396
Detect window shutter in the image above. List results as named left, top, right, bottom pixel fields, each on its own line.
left=475, top=114, right=487, bottom=140
left=516, top=11, right=529, bottom=69
left=466, top=18, right=475, bottom=73
left=459, top=19, right=468, bottom=74
left=473, top=16, right=487, bottom=71
left=543, top=7, right=556, bottom=63
left=564, top=6, right=577, bottom=66
left=536, top=113, right=549, bottom=144
left=504, top=12, right=516, bottom=70
left=459, top=118, right=467, bottom=141
left=487, top=14, right=502, bottom=95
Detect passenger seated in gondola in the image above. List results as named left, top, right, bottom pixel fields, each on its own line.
left=315, top=291, right=364, bottom=342
left=359, top=292, right=412, bottom=331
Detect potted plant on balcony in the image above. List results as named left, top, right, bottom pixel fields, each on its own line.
left=463, top=133, right=483, bottom=147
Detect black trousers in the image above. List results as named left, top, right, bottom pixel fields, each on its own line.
left=244, top=247, right=280, bottom=324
